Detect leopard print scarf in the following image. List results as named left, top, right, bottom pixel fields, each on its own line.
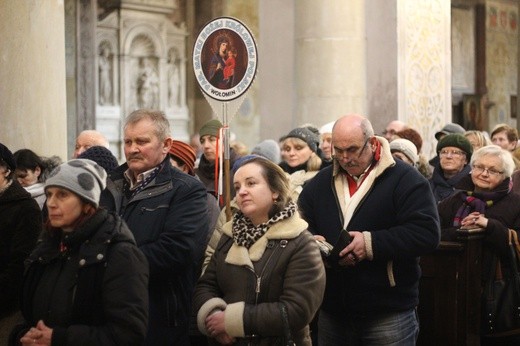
left=232, top=202, right=297, bottom=249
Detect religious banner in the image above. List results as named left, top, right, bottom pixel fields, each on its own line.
left=193, top=17, right=258, bottom=218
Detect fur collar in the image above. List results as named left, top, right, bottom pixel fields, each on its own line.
left=222, top=213, right=308, bottom=269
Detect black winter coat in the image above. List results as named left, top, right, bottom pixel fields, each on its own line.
left=11, top=209, right=149, bottom=346
left=0, top=180, right=41, bottom=318
left=299, top=144, right=440, bottom=317
left=103, top=158, right=209, bottom=345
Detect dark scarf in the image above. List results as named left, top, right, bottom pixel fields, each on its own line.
left=232, top=202, right=296, bottom=249
left=453, top=178, right=511, bottom=227
left=279, top=161, right=307, bottom=174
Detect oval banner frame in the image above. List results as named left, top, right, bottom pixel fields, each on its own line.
left=193, top=17, right=258, bottom=102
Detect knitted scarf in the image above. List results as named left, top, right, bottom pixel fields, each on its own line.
left=232, top=202, right=296, bottom=249
left=453, top=179, right=510, bottom=227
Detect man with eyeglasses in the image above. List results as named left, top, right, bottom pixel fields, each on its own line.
left=382, top=120, right=407, bottom=141
left=298, top=114, right=440, bottom=346
left=429, top=133, right=473, bottom=202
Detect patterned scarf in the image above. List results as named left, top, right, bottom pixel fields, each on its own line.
left=232, top=202, right=296, bottom=249
left=124, top=162, right=163, bottom=199
left=453, top=180, right=510, bottom=227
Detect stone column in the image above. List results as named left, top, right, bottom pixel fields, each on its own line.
left=294, top=0, right=367, bottom=127
left=0, top=0, right=67, bottom=159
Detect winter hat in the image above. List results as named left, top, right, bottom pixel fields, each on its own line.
left=0, top=142, right=16, bottom=171
left=281, top=127, right=319, bottom=153
left=390, top=139, right=418, bottom=164
left=78, top=146, right=119, bottom=173
left=232, top=154, right=260, bottom=174
left=45, top=159, right=107, bottom=207
left=251, top=139, right=281, bottom=163
left=319, top=121, right=335, bottom=135
left=436, top=133, right=473, bottom=159
left=169, top=140, right=196, bottom=175
left=199, top=119, right=223, bottom=138
left=435, top=123, right=466, bottom=140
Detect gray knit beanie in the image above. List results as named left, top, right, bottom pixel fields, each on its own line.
left=251, top=139, right=281, bottom=163
left=45, top=159, right=107, bottom=207
left=281, top=127, right=319, bottom=153
left=390, top=138, right=418, bottom=164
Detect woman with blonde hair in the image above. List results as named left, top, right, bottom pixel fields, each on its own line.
left=464, top=130, right=491, bottom=151
left=279, top=127, right=322, bottom=200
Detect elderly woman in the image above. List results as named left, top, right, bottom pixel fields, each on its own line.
left=389, top=138, right=418, bottom=167
left=437, top=145, right=520, bottom=345
left=193, top=157, right=325, bottom=345
left=0, top=144, right=42, bottom=345
left=429, top=133, right=473, bottom=202
left=10, top=159, right=149, bottom=346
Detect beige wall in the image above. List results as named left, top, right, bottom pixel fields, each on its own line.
left=0, top=0, right=67, bottom=159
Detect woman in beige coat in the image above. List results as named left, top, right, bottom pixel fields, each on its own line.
left=193, top=157, right=325, bottom=345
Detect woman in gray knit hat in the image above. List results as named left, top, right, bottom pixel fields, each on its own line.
left=279, top=127, right=323, bottom=201
left=10, top=159, right=149, bottom=346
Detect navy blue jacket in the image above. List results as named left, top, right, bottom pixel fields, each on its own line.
left=102, top=158, right=209, bottom=345
left=299, top=143, right=440, bottom=317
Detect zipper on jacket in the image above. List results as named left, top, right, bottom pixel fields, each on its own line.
left=248, top=240, right=287, bottom=304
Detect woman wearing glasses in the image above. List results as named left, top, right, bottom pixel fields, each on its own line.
left=429, top=134, right=473, bottom=202
left=437, top=145, right=520, bottom=345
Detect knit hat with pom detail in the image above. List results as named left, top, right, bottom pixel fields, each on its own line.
left=45, top=159, right=107, bottom=207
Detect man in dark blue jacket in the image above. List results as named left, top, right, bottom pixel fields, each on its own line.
left=298, top=114, right=440, bottom=345
left=102, top=109, right=209, bottom=345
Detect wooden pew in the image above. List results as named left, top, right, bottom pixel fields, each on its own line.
left=417, top=229, right=484, bottom=345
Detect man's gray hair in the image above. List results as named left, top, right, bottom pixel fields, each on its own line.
left=124, top=109, right=171, bottom=141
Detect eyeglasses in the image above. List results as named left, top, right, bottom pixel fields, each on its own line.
left=472, top=164, right=504, bottom=176
left=439, top=149, right=466, bottom=158
left=333, top=137, right=370, bottom=159
left=382, top=129, right=396, bottom=136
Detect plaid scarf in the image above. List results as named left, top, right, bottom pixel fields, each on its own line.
left=232, top=202, right=296, bottom=249
left=453, top=180, right=510, bottom=227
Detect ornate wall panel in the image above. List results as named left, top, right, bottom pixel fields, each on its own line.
left=486, top=0, right=518, bottom=129
left=398, top=0, right=451, bottom=158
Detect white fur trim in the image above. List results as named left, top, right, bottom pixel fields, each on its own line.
left=363, top=231, right=373, bottom=260
left=197, top=297, right=227, bottom=335
left=224, top=302, right=246, bottom=337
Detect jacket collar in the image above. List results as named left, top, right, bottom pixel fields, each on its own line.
left=222, top=213, right=308, bottom=269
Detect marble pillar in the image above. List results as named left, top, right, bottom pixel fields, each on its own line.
left=0, top=0, right=67, bottom=159
left=295, top=0, right=367, bottom=127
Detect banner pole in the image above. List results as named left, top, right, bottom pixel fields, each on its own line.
left=223, top=102, right=232, bottom=221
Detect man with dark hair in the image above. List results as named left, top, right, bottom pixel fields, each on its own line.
left=101, top=109, right=209, bottom=345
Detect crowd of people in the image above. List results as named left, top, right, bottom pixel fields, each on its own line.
left=1, top=109, right=520, bottom=345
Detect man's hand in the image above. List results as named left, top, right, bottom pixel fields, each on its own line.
left=338, top=231, right=367, bottom=267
